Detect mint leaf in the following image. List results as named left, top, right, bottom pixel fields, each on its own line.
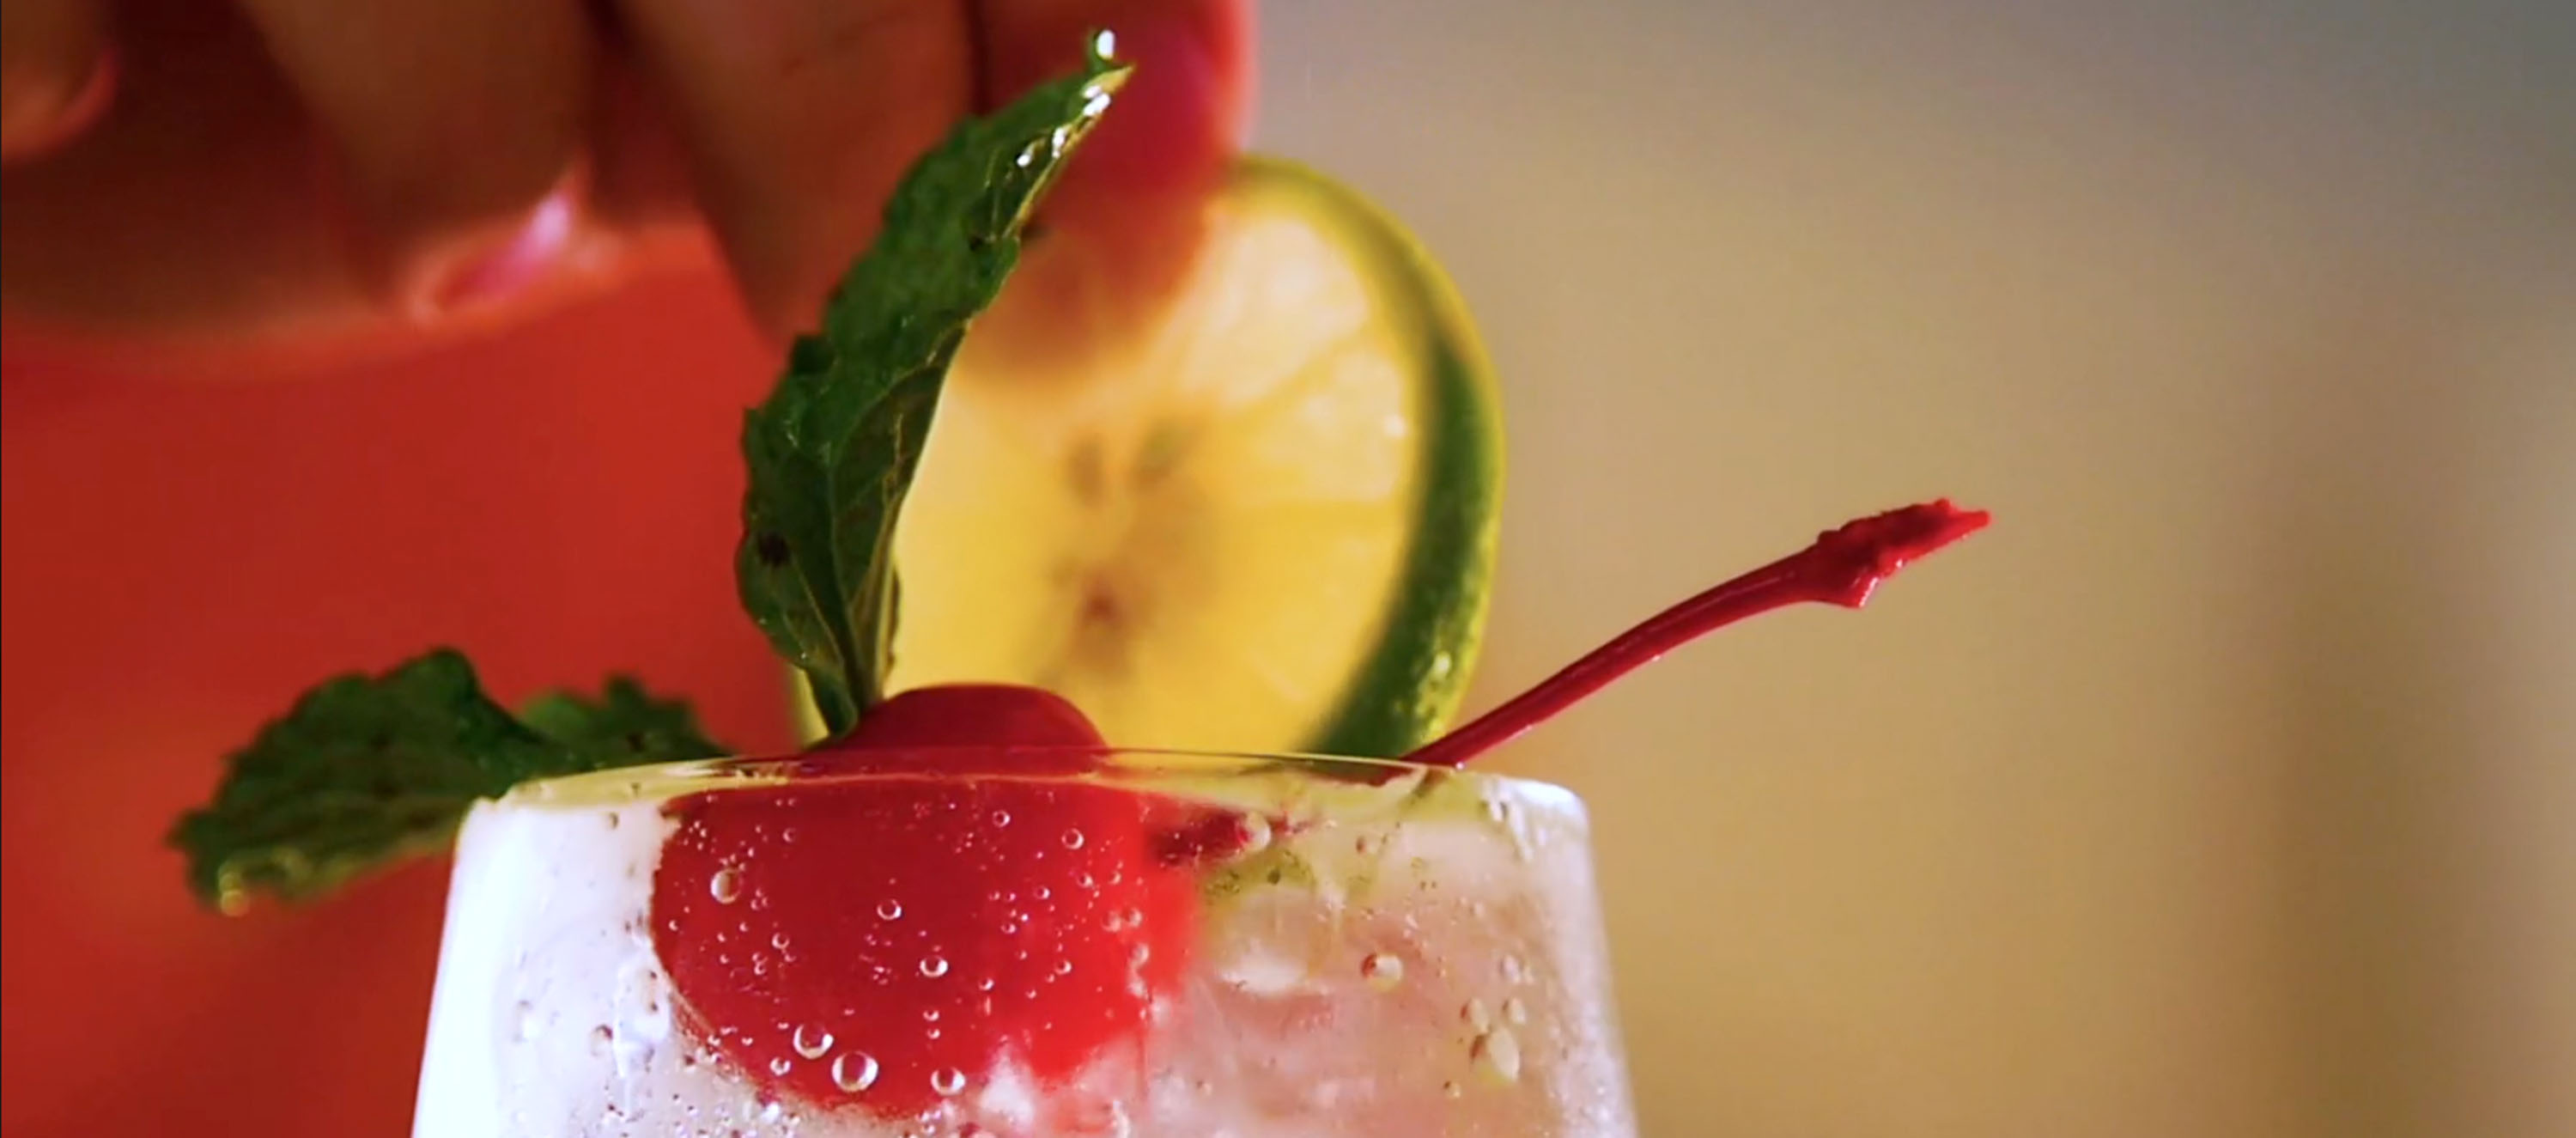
left=737, top=34, right=1132, bottom=735
left=523, top=677, right=729, bottom=765
left=169, top=651, right=724, bottom=912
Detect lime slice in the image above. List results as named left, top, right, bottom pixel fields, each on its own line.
left=801, top=155, right=1501, bottom=757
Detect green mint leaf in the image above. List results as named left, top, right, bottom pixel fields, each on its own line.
left=168, top=650, right=722, bottom=913
left=521, top=676, right=731, bottom=765
left=736, top=33, right=1132, bottom=735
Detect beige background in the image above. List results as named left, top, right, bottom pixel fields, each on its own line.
left=1255, top=3, right=2573, bottom=1135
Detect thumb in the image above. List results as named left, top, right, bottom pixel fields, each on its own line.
left=967, top=0, right=1254, bottom=374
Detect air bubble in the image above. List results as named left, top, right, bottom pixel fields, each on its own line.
left=512, top=1001, right=538, bottom=1042
left=792, top=1024, right=833, bottom=1060
left=1237, top=812, right=1275, bottom=855
left=1472, top=1029, right=1523, bottom=1084
left=1361, top=952, right=1406, bottom=990
left=990, top=809, right=1012, bottom=827
left=1061, top=828, right=1087, bottom=850
left=1504, top=997, right=1530, bottom=1025
left=877, top=899, right=903, bottom=921
left=708, top=866, right=744, bottom=904
left=920, top=955, right=950, bottom=978
left=1462, top=998, right=1492, bottom=1031
left=831, top=1051, right=879, bottom=1092
left=768, top=1056, right=793, bottom=1077
left=587, top=1025, right=613, bottom=1056
left=1054, top=958, right=1075, bottom=977
left=930, top=1068, right=968, bottom=1097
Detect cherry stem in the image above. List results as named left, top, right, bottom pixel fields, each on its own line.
left=1401, top=500, right=1991, bottom=770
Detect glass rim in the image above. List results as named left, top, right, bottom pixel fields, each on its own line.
left=500, top=745, right=1577, bottom=807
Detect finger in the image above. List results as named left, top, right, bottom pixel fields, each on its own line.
left=968, top=0, right=1254, bottom=367
left=1, top=0, right=115, bottom=161
left=234, top=0, right=595, bottom=318
left=612, top=0, right=971, bottom=339
left=586, top=50, right=701, bottom=238
left=977, top=0, right=1252, bottom=226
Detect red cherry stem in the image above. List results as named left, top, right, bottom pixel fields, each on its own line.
left=1401, top=500, right=1991, bottom=770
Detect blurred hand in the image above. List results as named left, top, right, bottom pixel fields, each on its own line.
left=0, top=0, right=1250, bottom=362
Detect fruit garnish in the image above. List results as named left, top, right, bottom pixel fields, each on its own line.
left=649, top=758, right=1197, bottom=1120
left=1405, top=500, right=1989, bottom=768
left=881, top=156, right=1504, bottom=758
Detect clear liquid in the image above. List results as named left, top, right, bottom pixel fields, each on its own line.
left=411, top=753, right=1637, bottom=1137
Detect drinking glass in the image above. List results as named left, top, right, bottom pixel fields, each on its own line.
left=411, top=748, right=1636, bottom=1136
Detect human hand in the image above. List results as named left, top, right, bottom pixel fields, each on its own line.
left=0, top=0, right=1250, bottom=362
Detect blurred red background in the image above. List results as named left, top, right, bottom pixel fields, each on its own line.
left=2, top=271, right=804, bottom=1135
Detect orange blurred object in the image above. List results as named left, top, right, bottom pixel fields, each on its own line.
left=0, top=273, right=802, bottom=1135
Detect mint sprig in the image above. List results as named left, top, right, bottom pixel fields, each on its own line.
left=167, top=651, right=722, bottom=910
left=168, top=35, right=1132, bottom=911
left=739, top=37, right=1128, bottom=734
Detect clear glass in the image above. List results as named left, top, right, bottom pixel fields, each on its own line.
left=410, top=749, right=1636, bottom=1136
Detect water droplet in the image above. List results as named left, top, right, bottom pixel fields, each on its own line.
left=1472, top=1028, right=1523, bottom=1084
left=709, top=866, right=744, bottom=904
left=1237, top=812, right=1274, bottom=855
left=1361, top=952, right=1406, bottom=990
left=792, top=1024, right=833, bottom=1060
left=831, top=1050, right=879, bottom=1092
left=1053, top=958, right=1075, bottom=977
left=1462, top=998, right=1492, bottom=1031
left=768, top=1056, right=793, bottom=1077
left=1430, top=651, right=1455, bottom=679
left=877, top=899, right=903, bottom=921
left=512, top=1001, right=538, bottom=1041
left=587, top=1025, right=614, bottom=1056
left=756, top=1094, right=784, bottom=1123
left=771, top=932, right=792, bottom=950
left=919, top=955, right=950, bottom=978
left=1499, top=953, right=1530, bottom=984
left=989, top=809, right=1012, bottom=827
left=1442, top=1080, right=1464, bottom=1099
left=1061, top=828, right=1086, bottom=850
left=603, top=812, right=621, bottom=831
left=1504, top=996, right=1530, bottom=1025
left=1354, top=833, right=1382, bottom=856
left=930, top=1067, right=968, bottom=1097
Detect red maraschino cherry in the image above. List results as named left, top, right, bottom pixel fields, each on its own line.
left=648, top=683, right=1198, bottom=1120
left=647, top=500, right=1986, bottom=1120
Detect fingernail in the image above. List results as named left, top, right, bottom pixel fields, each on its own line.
left=408, top=192, right=579, bottom=319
